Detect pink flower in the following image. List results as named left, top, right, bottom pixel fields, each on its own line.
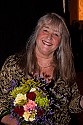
left=23, top=100, right=37, bottom=111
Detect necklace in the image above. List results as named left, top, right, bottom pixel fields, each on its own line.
left=36, top=52, right=54, bottom=68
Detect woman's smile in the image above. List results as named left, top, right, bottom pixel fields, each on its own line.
left=36, top=25, right=61, bottom=57
left=42, top=40, right=52, bottom=46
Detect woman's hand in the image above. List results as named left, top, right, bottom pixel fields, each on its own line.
left=80, top=96, right=83, bottom=108
left=1, top=114, right=17, bottom=125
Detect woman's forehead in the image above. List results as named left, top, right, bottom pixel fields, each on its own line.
left=42, top=24, right=59, bottom=31
left=41, top=22, right=62, bottom=33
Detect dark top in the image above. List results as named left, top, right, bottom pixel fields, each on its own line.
left=0, top=55, right=82, bottom=125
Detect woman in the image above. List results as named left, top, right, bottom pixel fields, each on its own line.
left=0, top=13, right=83, bottom=125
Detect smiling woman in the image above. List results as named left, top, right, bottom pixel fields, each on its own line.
left=0, top=13, right=83, bottom=125
left=36, top=25, right=61, bottom=58
left=35, top=23, right=61, bottom=82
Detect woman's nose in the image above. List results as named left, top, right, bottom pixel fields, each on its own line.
left=47, top=33, right=52, bottom=40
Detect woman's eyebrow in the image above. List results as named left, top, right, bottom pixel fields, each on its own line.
left=42, top=26, right=49, bottom=29
left=43, top=25, right=60, bottom=33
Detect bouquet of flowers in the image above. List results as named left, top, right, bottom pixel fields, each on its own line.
left=7, top=74, right=55, bottom=125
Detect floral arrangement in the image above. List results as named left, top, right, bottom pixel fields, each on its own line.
left=7, top=74, right=56, bottom=125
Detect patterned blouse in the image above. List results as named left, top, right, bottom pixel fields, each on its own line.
left=0, top=55, right=82, bottom=125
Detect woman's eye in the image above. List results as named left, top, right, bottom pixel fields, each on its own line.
left=43, top=29, right=48, bottom=32
left=53, top=33, right=59, bottom=37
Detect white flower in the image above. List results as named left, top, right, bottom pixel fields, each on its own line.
left=29, top=117, right=35, bottom=121
left=23, top=111, right=31, bottom=121
left=23, top=110, right=37, bottom=121
left=14, top=93, right=27, bottom=106
left=30, top=88, right=36, bottom=92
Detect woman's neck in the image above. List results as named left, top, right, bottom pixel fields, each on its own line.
left=36, top=52, right=54, bottom=68
left=35, top=50, right=55, bottom=82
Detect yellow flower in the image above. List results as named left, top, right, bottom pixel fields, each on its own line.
left=14, top=93, right=27, bottom=106
left=23, top=111, right=31, bottom=121
left=23, top=110, right=37, bottom=121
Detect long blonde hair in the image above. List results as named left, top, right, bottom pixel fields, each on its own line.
left=18, top=13, right=76, bottom=83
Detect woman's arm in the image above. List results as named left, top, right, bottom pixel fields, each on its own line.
left=0, top=55, right=24, bottom=125
left=69, top=82, right=83, bottom=113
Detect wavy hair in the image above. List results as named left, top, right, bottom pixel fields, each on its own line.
left=18, top=13, right=76, bottom=83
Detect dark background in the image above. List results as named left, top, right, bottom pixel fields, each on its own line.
left=0, top=1, right=83, bottom=124
left=0, top=0, right=83, bottom=72
left=0, top=0, right=67, bottom=69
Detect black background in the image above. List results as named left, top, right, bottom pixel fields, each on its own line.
left=0, top=1, right=65, bottom=69
left=0, top=1, right=83, bottom=72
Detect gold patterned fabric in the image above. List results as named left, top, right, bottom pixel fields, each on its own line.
left=0, top=55, right=82, bottom=125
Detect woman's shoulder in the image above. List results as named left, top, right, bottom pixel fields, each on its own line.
left=0, top=54, right=25, bottom=80
left=2, top=54, right=23, bottom=68
left=3, top=54, right=19, bottom=65
left=1, top=54, right=21, bottom=72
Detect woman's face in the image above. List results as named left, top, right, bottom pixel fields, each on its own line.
left=36, top=24, right=61, bottom=57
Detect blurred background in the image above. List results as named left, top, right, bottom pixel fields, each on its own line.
left=0, top=0, right=83, bottom=124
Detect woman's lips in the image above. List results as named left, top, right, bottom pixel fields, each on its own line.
left=42, top=40, right=52, bottom=46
